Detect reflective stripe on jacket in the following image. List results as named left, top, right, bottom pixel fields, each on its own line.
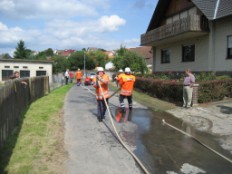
left=93, top=74, right=110, bottom=100
left=119, top=74, right=135, bottom=96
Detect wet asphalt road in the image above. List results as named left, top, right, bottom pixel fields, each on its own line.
left=64, top=85, right=232, bottom=174
left=131, top=110, right=232, bottom=174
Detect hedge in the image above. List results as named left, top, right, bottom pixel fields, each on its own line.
left=134, top=77, right=232, bottom=104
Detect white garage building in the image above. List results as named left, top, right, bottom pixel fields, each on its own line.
left=0, top=59, right=53, bottom=83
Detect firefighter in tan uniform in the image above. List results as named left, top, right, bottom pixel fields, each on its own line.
left=118, top=67, right=136, bottom=113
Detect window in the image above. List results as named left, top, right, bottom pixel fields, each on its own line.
left=36, top=70, right=46, bottom=76
left=20, top=70, right=30, bottom=77
left=161, top=49, right=170, bottom=63
left=182, top=45, right=195, bottom=62
left=227, top=36, right=232, bottom=59
left=2, top=70, right=13, bottom=81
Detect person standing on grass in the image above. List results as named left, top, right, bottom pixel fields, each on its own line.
left=183, top=69, right=195, bottom=109
left=92, top=67, right=110, bottom=122
left=64, top=69, right=70, bottom=85
left=69, top=71, right=74, bottom=83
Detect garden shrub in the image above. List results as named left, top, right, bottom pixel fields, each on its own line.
left=135, top=77, right=232, bottom=104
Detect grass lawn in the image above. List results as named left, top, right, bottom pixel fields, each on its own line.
left=0, top=82, right=176, bottom=174
left=0, top=84, right=72, bottom=174
left=109, top=82, right=176, bottom=112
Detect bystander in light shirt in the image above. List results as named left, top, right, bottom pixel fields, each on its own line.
left=183, top=74, right=195, bottom=86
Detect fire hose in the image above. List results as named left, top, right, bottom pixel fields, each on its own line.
left=81, top=80, right=151, bottom=174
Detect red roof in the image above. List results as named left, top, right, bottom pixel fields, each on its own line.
left=59, top=49, right=75, bottom=57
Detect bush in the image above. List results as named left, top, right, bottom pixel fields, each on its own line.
left=135, top=77, right=232, bottom=104
left=198, top=79, right=232, bottom=103
left=135, top=77, right=183, bottom=103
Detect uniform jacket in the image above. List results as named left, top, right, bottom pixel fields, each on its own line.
left=93, top=74, right=110, bottom=100
left=75, top=71, right=83, bottom=79
left=119, top=74, right=136, bottom=96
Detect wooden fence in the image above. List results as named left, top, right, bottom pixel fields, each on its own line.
left=0, top=76, right=49, bottom=148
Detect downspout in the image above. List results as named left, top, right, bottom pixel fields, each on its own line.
left=212, top=22, right=216, bottom=74
left=214, top=0, right=220, bottom=20
left=152, top=47, right=156, bottom=73
left=211, top=0, right=220, bottom=73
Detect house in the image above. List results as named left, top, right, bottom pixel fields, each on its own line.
left=104, top=50, right=116, bottom=59
left=141, top=0, right=232, bottom=74
left=55, top=49, right=75, bottom=57
left=128, top=46, right=153, bottom=68
left=0, top=59, right=53, bottom=83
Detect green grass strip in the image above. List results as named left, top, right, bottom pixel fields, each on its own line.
left=0, top=84, right=72, bottom=174
left=109, top=82, right=176, bottom=112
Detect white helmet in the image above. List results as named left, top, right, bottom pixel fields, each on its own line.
left=97, top=67, right=104, bottom=72
left=118, top=69, right=123, bottom=73
left=78, top=68, right=80, bottom=71
left=125, top=67, right=131, bottom=73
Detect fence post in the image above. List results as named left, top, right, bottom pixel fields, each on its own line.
left=192, top=84, right=199, bottom=106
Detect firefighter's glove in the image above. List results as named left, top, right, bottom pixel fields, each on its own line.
left=97, top=75, right=104, bottom=83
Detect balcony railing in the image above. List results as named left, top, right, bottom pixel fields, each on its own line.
left=141, top=15, right=209, bottom=46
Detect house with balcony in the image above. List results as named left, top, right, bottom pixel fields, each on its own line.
left=141, top=0, right=232, bottom=74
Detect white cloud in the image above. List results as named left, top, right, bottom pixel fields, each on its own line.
left=45, top=15, right=126, bottom=39
left=0, top=0, right=148, bottom=54
left=0, top=13, right=127, bottom=52
left=0, top=0, right=110, bottom=19
left=98, top=15, right=126, bottom=32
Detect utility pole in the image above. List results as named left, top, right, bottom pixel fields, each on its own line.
left=84, top=52, right=86, bottom=77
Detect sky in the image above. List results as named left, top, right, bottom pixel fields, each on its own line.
left=0, top=0, right=158, bottom=56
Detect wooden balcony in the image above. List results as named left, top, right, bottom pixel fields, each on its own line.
left=141, top=15, right=209, bottom=46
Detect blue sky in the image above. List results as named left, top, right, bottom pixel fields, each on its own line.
left=0, top=0, right=158, bottom=55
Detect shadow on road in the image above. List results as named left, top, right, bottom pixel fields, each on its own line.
left=217, top=105, right=232, bottom=114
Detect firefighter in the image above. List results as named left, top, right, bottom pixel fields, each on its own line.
left=75, top=68, right=83, bottom=86
left=118, top=67, right=136, bottom=113
left=92, top=67, right=110, bottom=122
left=114, top=69, right=124, bottom=87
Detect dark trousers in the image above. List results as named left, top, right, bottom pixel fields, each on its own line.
left=119, top=94, right=132, bottom=111
left=65, top=77, right=69, bottom=85
left=76, top=79, right=81, bottom=86
left=97, top=98, right=109, bottom=119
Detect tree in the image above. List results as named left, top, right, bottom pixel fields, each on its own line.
left=45, top=48, right=54, bottom=57
left=88, top=50, right=108, bottom=68
left=0, top=53, right=11, bottom=59
left=32, top=48, right=54, bottom=60
left=68, top=51, right=95, bottom=70
left=112, top=47, right=148, bottom=74
left=52, top=55, right=69, bottom=73
left=14, top=40, right=28, bottom=59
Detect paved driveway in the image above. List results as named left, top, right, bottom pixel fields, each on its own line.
left=63, top=85, right=142, bottom=174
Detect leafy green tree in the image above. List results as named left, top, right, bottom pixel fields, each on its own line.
left=68, top=51, right=84, bottom=70
left=52, top=55, right=69, bottom=73
left=68, top=51, right=95, bottom=70
left=88, top=50, right=108, bottom=68
left=85, top=54, right=96, bottom=70
left=31, top=48, right=54, bottom=60
left=45, top=48, right=54, bottom=56
left=112, top=47, right=148, bottom=74
left=0, top=53, right=11, bottom=59
left=14, top=40, right=28, bottom=59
